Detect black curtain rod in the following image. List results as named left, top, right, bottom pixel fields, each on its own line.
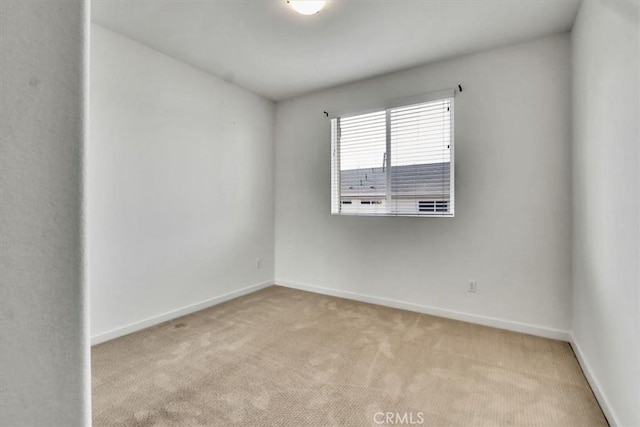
left=324, top=84, right=463, bottom=116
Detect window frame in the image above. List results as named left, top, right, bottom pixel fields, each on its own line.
left=330, top=89, right=455, bottom=218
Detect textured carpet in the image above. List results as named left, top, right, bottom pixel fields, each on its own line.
left=92, top=286, right=606, bottom=426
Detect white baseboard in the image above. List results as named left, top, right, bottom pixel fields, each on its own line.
left=91, top=280, right=274, bottom=345
left=276, top=280, right=570, bottom=342
left=569, top=334, right=618, bottom=426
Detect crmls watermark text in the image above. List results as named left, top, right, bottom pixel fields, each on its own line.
left=373, top=412, right=425, bottom=425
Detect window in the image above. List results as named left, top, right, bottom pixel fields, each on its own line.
left=331, top=91, right=455, bottom=216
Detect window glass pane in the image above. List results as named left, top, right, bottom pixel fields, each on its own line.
left=390, top=99, right=451, bottom=215
left=338, top=111, right=387, bottom=214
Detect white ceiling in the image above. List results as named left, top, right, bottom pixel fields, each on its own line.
left=92, top=0, right=581, bottom=101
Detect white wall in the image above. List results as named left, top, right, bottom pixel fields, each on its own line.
left=0, top=1, right=90, bottom=426
left=571, top=1, right=639, bottom=425
left=275, top=34, right=572, bottom=336
left=89, top=24, right=275, bottom=341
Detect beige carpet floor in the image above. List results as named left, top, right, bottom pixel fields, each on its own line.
left=92, top=286, right=606, bottom=426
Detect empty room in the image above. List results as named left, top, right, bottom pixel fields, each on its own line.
left=1, top=0, right=638, bottom=426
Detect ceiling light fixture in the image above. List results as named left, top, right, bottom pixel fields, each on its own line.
left=287, top=0, right=326, bottom=15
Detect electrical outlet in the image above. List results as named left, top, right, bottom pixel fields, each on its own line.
left=468, top=280, right=477, bottom=293
left=256, top=258, right=262, bottom=269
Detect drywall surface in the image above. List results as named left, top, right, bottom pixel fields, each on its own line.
left=0, top=1, right=90, bottom=426
left=88, top=25, right=275, bottom=339
left=275, top=34, right=572, bottom=333
left=571, top=1, right=639, bottom=425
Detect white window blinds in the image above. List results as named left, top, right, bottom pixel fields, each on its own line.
left=331, top=92, right=454, bottom=217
